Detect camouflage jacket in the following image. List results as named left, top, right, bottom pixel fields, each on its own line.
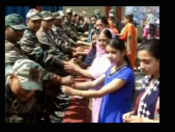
left=20, top=29, right=65, bottom=70
left=73, top=22, right=84, bottom=35
left=51, top=25, right=76, bottom=47
left=50, top=26, right=73, bottom=57
left=5, top=38, right=60, bottom=84
left=76, top=19, right=89, bottom=33
left=75, top=20, right=84, bottom=32
left=5, top=39, right=28, bottom=67
left=36, top=28, right=69, bottom=60
left=36, top=28, right=70, bottom=75
left=61, top=22, right=80, bottom=41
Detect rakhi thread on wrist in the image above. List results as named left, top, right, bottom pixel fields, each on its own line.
left=72, top=83, right=76, bottom=89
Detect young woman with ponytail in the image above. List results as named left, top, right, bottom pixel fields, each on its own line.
left=61, top=37, right=135, bottom=123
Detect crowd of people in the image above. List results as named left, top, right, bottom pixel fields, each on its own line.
left=5, top=7, right=159, bottom=123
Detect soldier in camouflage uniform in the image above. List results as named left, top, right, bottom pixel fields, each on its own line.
left=76, top=11, right=89, bottom=32
left=36, top=11, right=70, bottom=76
left=35, top=11, right=74, bottom=122
left=58, top=10, right=66, bottom=23
left=20, top=9, right=67, bottom=76
left=61, top=8, right=80, bottom=41
left=65, top=8, right=79, bottom=34
left=5, top=13, right=74, bottom=123
left=5, top=13, right=71, bottom=93
left=71, top=11, right=77, bottom=27
left=57, top=11, right=77, bottom=47
left=71, top=12, right=85, bottom=35
left=51, top=12, right=74, bottom=57
left=5, top=14, right=28, bottom=67
left=5, top=59, right=43, bottom=123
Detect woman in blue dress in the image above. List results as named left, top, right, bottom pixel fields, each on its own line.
left=61, top=37, right=135, bottom=123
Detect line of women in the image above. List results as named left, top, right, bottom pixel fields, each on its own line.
left=61, top=15, right=159, bottom=123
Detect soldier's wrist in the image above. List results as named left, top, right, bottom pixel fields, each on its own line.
left=61, top=60, right=66, bottom=65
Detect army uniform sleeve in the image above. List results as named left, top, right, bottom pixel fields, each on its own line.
left=5, top=41, right=28, bottom=65
left=62, top=33, right=76, bottom=47
left=54, top=39, right=72, bottom=57
left=37, top=30, right=61, bottom=54
left=76, top=21, right=86, bottom=32
left=48, top=33, right=70, bottom=61
left=36, top=30, right=50, bottom=45
left=66, top=37, right=77, bottom=47
left=61, top=23, right=80, bottom=41
left=41, top=67, right=61, bottom=84
left=55, top=39, right=70, bottom=51
left=20, top=32, right=64, bottom=67
left=20, top=38, right=63, bottom=84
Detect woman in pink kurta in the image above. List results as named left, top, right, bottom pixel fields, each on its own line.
left=88, top=28, right=115, bottom=122
left=64, top=28, right=115, bottom=122
left=87, top=54, right=111, bottom=122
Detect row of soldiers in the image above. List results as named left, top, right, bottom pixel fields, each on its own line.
left=5, top=8, right=92, bottom=123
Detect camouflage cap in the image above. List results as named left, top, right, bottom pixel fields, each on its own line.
left=40, top=11, right=47, bottom=15
left=41, top=11, right=53, bottom=21
left=58, top=11, right=66, bottom=17
left=5, top=13, right=27, bottom=30
left=66, top=8, right=73, bottom=14
left=12, top=59, right=43, bottom=91
left=73, top=11, right=78, bottom=16
left=26, top=8, right=42, bottom=20
left=57, top=10, right=63, bottom=14
left=52, top=12, right=61, bottom=19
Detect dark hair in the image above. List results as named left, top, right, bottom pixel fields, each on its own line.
left=92, top=28, right=99, bottom=35
left=109, top=37, right=135, bottom=100
left=149, top=23, right=156, bottom=34
left=98, top=16, right=109, bottom=26
left=125, top=14, right=133, bottom=23
left=139, top=39, right=160, bottom=91
left=138, top=39, right=159, bottom=60
left=127, top=12, right=134, bottom=18
left=108, top=37, right=132, bottom=68
left=90, top=15, right=97, bottom=19
left=100, top=28, right=113, bottom=39
left=149, top=23, right=156, bottom=29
